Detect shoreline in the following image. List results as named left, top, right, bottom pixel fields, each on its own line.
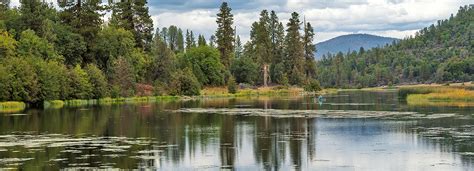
left=2, top=83, right=473, bottom=113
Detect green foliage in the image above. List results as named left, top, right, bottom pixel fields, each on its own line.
left=304, top=79, right=322, bottom=92
left=84, top=64, right=109, bottom=99
left=53, top=24, right=87, bottom=66
left=110, top=57, right=135, bottom=97
left=68, top=65, right=92, bottom=99
left=170, top=68, right=201, bottom=96
left=110, top=0, right=153, bottom=51
left=216, top=2, right=235, bottom=68
left=285, top=12, right=305, bottom=85
left=0, top=63, right=11, bottom=100
left=227, top=76, right=237, bottom=94
left=231, top=56, right=259, bottom=84
left=148, top=31, right=176, bottom=84
left=317, top=5, right=474, bottom=87
left=19, top=0, right=58, bottom=35
left=303, top=22, right=317, bottom=78
left=94, top=27, right=135, bottom=72
left=0, top=57, right=39, bottom=102
left=0, top=30, right=16, bottom=58
left=17, top=30, right=62, bottom=61
left=34, top=59, right=69, bottom=101
left=181, top=46, right=226, bottom=86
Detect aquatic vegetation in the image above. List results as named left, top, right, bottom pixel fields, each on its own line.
left=402, top=86, right=474, bottom=107
left=200, top=86, right=305, bottom=98
left=44, top=100, right=65, bottom=109
left=173, top=108, right=457, bottom=119
left=0, top=102, right=26, bottom=113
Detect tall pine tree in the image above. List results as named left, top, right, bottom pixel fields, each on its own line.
left=255, top=10, right=272, bottom=86
left=58, top=0, right=104, bottom=64
left=198, top=34, right=207, bottom=47
left=284, top=12, right=305, bottom=85
left=303, top=22, right=317, bottom=79
left=110, top=0, right=153, bottom=51
left=215, top=2, right=235, bottom=69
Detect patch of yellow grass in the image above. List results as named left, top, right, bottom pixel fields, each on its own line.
left=200, top=86, right=305, bottom=97
left=0, top=101, right=26, bottom=113
left=406, top=87, right=474, bottom=107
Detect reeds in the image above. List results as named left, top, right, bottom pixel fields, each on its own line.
left=0, top=101, right=26, bottom=113
left=403, top=86, right=474, bottom=107
left=200, top=86, right=305, bottom=98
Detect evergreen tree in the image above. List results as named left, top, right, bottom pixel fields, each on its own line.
left=284, top=12, right=305, bottom=85
left=185, top=30, right=197, bottom=50
left=234, top=35, right=242, bottom=58
left=254, top=10, right=272, bottom=86
left=165, top=25, right=184, bottom=53
left=148, top=29, right=176, bottom=85
left=109, top=0, right=153, bottom=51
left=20, top=0, right=57, bottom=35
left=58, top=0, right=104, bottom=64
left=0, top=0, right=8, bottom=8
left=270, top=21, right=286, bottom=84
left=198, top=34, right=207, bottom=47
left=177, top=28, right=184, bottom=53
left=303, top=22, right=317, bottom=79
left=215, top=2, right=235, bottom=69
left=209, top=35, right=216, bottom=48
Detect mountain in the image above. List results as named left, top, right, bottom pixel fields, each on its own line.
left=316, top=5, right=474, bottom=88
left=315, top=34, right=399, bottom=59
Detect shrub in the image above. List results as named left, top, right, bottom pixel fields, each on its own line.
left=304, top=79, right=322, bottom=92
left=170, top=68, right=201, bottom=96
left=84, top=64, right=109, bottom=99
left=231, top=56, right=258, bottom=84
left=227, top=76, right=237, bottom=94
left=34, top=59, right=69, bottom=101
left=68, top=65, right=92, bottom=99
left=1, top=57, right=40, bottom=102
left=110, top=57, right=135, bottom=97
left=135, top=83, right=154, bottom=97
left=181, top=46, right=226, bottom=86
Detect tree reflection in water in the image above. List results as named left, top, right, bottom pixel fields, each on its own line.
left=0, top=91, right=473, bottom=170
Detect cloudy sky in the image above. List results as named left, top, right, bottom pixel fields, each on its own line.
left=147, top=0, right=472, bottom=43
left=10, top=0, right=474, bottom=43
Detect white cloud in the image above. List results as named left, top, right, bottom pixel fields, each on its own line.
left=8, top=0, right=474, bottom=43
left=151, top=0, right=472, bottom=43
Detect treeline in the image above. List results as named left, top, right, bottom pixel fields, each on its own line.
left=317, top=5, right=474, bottom=88
left=0, top=1, right=319, bottom=103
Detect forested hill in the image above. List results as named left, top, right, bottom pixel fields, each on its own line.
left=315, top=34, right=399, bottom=59
left=317, top=5, right=474, bottom=88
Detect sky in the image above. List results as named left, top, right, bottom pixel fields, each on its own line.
left=9, top=0, right=474, bottom=43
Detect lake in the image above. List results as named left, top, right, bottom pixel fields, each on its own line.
left=0, top=91, right=473, bottom=170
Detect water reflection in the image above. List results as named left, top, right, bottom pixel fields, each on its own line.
left=0, top=91, right=472, bottom=170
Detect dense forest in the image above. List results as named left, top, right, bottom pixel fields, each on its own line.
left=0, top=1, right=318, bottom=103
left=0, top=1, right=472, bottom=104
left=317, top=5, right=474, bottom=88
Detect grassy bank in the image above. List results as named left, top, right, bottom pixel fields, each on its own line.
left=0, top=101, right=27, bottom=113
left=200, top=86, right=307, bottom=98
left=5, top=86, right=330, bottom=111
left=400, top=84, right=474, bottom=107
left=42, top=96, right=180, bottom=108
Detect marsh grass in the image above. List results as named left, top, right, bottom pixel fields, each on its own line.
left=60, top=96, right=180, bottom=107
left=0, top=101, right=26, bottom=113
left=200, top=86, right=305, bottom=98
left=403, top=86, right=474, bottom=107
left=44, top=100, right=65, bottom=109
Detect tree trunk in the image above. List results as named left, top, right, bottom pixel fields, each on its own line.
left=263, top=64, right=269, bottom=87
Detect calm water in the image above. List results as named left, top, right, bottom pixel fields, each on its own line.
left=0, top=91, right=473, bottom=170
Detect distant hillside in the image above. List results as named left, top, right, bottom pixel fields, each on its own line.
left=315, top=34, right=399, bottom=59
left=316, top=5, right=474, bottom=88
